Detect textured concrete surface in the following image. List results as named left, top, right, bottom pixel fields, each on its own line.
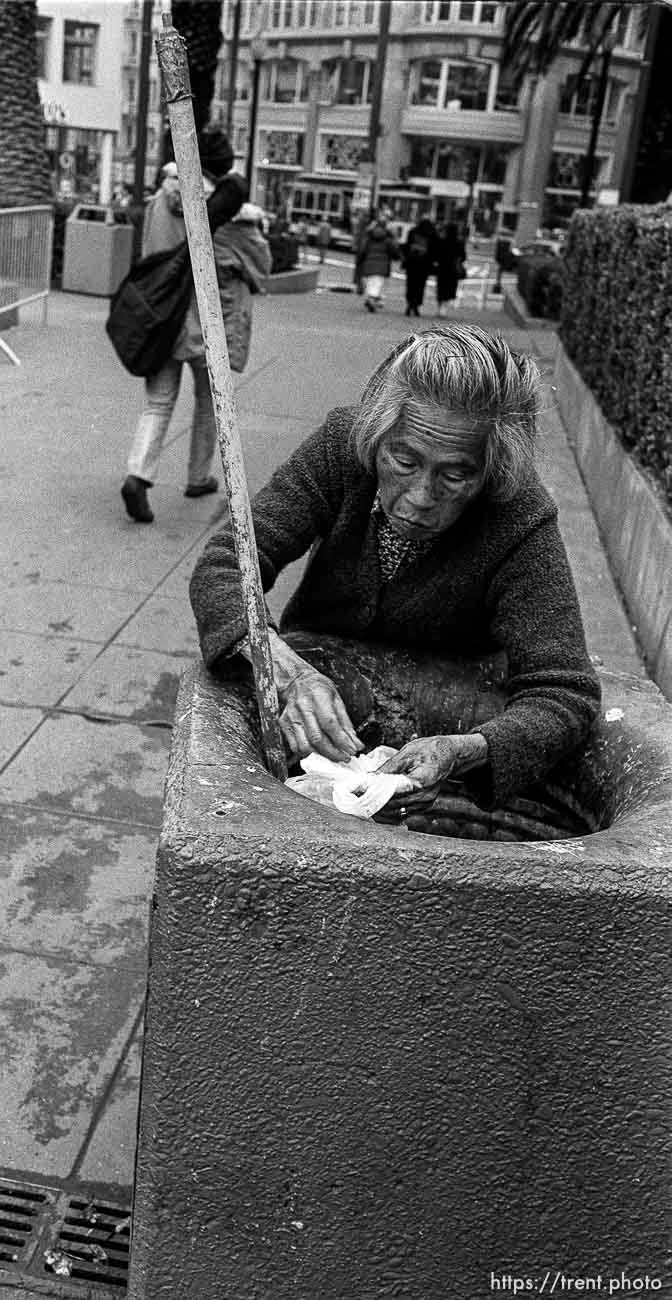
left=0, top=260, right=648, bottom=1239
left=131, top=660, right=672, bottom=1300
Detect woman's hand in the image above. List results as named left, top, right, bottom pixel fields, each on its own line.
left=376, top=733, right=489, bottom=815
left=280, top=667, right=364, bottom=763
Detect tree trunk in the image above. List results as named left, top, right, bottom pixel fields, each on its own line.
left=0, top=0, right=52, bottom=208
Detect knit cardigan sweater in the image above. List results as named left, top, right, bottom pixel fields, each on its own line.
left=189, top=407, right=601, bottom=804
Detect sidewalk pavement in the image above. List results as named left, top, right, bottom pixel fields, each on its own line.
left=0, top=269, right=643, bottom=1289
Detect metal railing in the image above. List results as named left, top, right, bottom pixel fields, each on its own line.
left=0, top=205, right=54, bottom=366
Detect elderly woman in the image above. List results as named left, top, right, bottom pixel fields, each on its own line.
left=189, top=324, right=600, bottom=819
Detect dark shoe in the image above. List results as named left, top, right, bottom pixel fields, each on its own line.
left=184, top=475, right=219, bottom=498
left=121, top=475, right=154, bottom=523
left=364, top=298, right=375, bottom=312
left=404, top=306, right=411, bottom=316
left=412, top=307, right=421, bottom=317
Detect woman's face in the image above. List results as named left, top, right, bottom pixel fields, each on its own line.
left=375, top=401, right=487, bottom=540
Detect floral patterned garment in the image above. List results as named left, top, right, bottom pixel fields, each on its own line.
left=372, top=491, right=435, bottom=583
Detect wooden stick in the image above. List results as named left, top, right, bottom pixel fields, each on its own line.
left=156, top=11, right=287, bottom=782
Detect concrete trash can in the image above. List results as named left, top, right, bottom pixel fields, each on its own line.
left=62, top=204, right=134, bottom=296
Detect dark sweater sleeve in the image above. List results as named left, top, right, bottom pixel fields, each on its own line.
left=189, top=413, right=346, bottom=669
left=476, top=513, right=601, bottom=804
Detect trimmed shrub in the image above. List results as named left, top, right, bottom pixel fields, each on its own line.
left=517, top=251, right=564, bottom=319
left=561, top=205, right=672, bottom=505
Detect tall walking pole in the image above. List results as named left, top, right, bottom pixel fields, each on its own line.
left=156, top=6, right=287, bottom=782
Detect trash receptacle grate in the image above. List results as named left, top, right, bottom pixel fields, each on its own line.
left=0, top=1182, right=50, bottom=1263
left=46, top=1197, right=130, bottom=1289
left=0, top=1177, right=131, bottom=1296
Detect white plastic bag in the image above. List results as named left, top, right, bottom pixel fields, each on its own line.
left=285, top=745, right=414, bottom=819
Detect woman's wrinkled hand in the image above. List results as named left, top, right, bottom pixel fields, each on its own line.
left=378, top=735, right=468, bottom=787
left=376, top=733, right=488, bottom=818
left=280, top=668, right=365, bottom=763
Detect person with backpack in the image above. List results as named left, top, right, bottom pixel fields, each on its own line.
left=403, top=217, right=437, bottom=317
left=120, top=130, right=247, bottom=525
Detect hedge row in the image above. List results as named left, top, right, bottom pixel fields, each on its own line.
left=560, top=204, right=672, bottom=506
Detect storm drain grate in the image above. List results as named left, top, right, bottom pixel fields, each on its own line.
left=46, top=1196, right=131, bottom=1289
left=0, top=1177, right=131, bottom=1295
left=0, top=1182, right=51, bottom=1264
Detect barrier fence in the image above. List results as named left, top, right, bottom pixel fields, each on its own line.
left=0, top=205, right=54, bottom=366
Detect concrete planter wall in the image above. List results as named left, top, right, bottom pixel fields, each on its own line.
left=555, top=341, right=672, bottom=699
left=129, top=647, right=672, bottom=1300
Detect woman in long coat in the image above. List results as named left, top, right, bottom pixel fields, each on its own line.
left=435, top=218, right=466, bottom=316
left=403, top=217, right=437, bottom=317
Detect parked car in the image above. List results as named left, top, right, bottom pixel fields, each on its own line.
left=512, top=235, right=565, bottom=261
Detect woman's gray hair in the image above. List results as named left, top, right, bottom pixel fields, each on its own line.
left=351, top=324, right=542, bottom=500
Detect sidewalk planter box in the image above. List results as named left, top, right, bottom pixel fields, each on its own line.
left=555, top=341, right=672, bottom=699
left=129, top=644, right=672, bottom=1300
left=262, top=267, right=319, bottom=294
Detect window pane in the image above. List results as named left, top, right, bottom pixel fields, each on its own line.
left=275, top=59, right=298, bottom=102
left=480, top=2, right=497, bottom=21
left=481, top=144, right=507, bottom=184
left=412, top=59, right=442, bottom=106
left=494, top=65, right=518, bottom=110
left=458, top=2, right=475, bottom=19
left=336, top=59, right=365, bottom=103
left=443, top=61, right=489, bottom=110
left=334, top=0, right=347, bottom=23
left=438, top=2, right=451, bottom=17
left=63, top=22, right=98, bottom=85
left=409, top=138, right=435, bottom=177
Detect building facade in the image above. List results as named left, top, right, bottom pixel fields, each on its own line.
left=36, top=0, right=647, bottom=243
left=209, top=0, right=646, bottom=243
left=37, top=0, right=126, bottom=203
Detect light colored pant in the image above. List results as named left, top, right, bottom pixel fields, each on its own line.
left=126, top=357, right=217, bottom=487
left=364, top=274, right=385, bottom=304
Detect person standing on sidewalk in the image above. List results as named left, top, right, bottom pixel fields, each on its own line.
left=402, top=216, right=437, bottom=317
left=356, top=211, right=398, bottom=313
left=316, top=216, right=332, bottom=264
left=434, top=218, right=466, bottom=317
left=121, top=130, right=247, bottom=525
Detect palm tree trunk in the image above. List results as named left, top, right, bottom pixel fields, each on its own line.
left=0, top=0, right=52, bottom=207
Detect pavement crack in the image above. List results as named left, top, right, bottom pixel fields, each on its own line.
left=0, top=698, right=173, bottom=730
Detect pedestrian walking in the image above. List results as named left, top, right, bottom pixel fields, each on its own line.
left=120, top=131, right=247, bottom=525
left=435, top=218, right=467, bottom=317
left=316, top=216, right=332, bottom=263
left=212, top=202, right=272, bottom=373
left=355, top=212, right=398, bottom=313
left=294, top=218, right=308, bottom=263
left=403, top=217, right=437, bottom=317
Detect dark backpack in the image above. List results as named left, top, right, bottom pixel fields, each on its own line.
left=106, top=172, right=248, bottom=378
left=105, top=240, right=193, bottom=377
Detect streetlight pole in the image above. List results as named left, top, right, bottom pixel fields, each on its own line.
left=132, top=0, right=154, bottom=259
left=579, top=32, right=617, bottom=207
left=245, top=36, right=266, bottom=195
left=225, top=0, right=242, bottom=139
left=366, top=0, right=392, bottom=214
